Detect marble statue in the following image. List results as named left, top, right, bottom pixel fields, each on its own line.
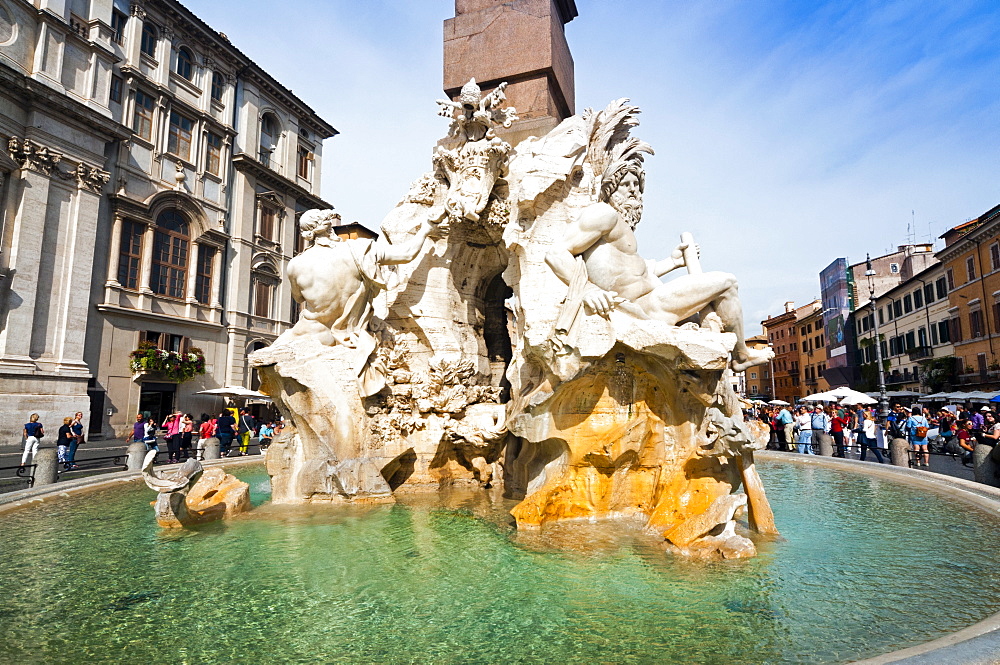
left=277, top=209, right=441, bottom=397
left=251, top=84, right=777, bottom=558
left=141, top=451, right=249, bottom=528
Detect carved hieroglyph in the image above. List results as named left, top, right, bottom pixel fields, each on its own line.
left=251, top=82, right=776, bottom=558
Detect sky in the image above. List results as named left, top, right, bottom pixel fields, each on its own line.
left=185, top=0, right=1000, bottom=332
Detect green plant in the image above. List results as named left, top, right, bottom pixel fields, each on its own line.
left=129, top=341, right=206, bottom=382
left=919, top=355, right=958, bottom=393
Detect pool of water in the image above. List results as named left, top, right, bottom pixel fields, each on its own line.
left=0, top=461, right=997, bottom=664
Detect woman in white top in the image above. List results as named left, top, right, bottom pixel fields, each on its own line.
left=859, top=411, right=884, bottom=463
left=795, top=407, right=814, bottom=455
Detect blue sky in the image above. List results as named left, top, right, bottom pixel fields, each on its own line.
left=185, top=0, right=1000, bottom=331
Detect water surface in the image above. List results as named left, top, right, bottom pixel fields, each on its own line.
left=0, top=462, right=997, bottom=664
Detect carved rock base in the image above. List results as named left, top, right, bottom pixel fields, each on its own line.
left=252, top=338, right=394, bottom=504
left=508, top=344, right=766, bottom=556
left=152, top=468, right=250, bottom=528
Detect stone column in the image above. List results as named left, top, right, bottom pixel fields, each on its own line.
left=890, top=438, right=910, bottom=468
left=105, top=213, right=124, bottom=286
left=202, top=437, right=220, bottom=460
left=34, top=448, right=59, bottom=486
left=137, top=221, right=155, bottom=307
left=973, top=444, right=1000, bottom=487
left=126, top=441, right=147, bottom=471
left=816, top=433, right=833, bottom=456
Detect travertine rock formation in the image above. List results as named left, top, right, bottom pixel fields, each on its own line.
left=141, top=451, right=250, bottom=528
left=251, top=83, right=777, bottom=558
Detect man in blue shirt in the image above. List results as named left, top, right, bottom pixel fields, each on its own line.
left=777, top=407, right=794, bottom=451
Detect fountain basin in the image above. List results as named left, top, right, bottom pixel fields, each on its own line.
left=0, top=456, right=998, bottom=664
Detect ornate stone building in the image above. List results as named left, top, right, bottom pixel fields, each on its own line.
left=0, top=0, right=336, bottom=438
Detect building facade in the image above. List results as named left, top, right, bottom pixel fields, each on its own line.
left=798, top=304, right=829, bottom=395
left=936, top=204, right=1000, bottom=390
left=0, top=0, right=337, bottom=438
left=763, top=302, right=799, bottom=405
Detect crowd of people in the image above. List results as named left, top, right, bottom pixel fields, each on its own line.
left=747, top=401, right=1000, bottom=466
left=126, top=409, right=281, bottom=463
left=19, top=408, right=280, bottom=470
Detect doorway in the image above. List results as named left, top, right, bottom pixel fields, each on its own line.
left=139, top=382, right=176, bottom=425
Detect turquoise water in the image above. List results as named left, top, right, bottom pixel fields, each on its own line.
left=1, top=462, right=999, bottom=664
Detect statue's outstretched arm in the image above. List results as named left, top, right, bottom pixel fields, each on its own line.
left=379, top=218, right=439, bottom=265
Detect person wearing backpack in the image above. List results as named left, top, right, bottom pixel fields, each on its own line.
left=906, top=406, right=930, bottom=467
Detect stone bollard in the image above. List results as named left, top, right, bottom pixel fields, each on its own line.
left=817, top=433, right=834, bottom=456
left=973, top=444, right=1000, bottom=487
left=202, top=437, right=221, bottom=460
left=34, top=447, right=59, bottom=486
left=889, top=438, right=910, bottom=468
left=126, top=442, right=147, bottom=471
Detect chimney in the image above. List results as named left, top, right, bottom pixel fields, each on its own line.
left=784, top=301, right=795, bottom=313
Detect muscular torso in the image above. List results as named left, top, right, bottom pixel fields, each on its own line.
left=578, top=204, right=659, bottom=300
left=287, top=241, right=368, bottom=323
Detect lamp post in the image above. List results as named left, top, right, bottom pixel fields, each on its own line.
left=865, top=254, right=889, bottom=421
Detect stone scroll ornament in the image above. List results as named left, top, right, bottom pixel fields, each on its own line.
left=251, top=83, right=778, bottom=558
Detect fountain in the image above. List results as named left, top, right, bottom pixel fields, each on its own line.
left=3, top=86, right=1000, bottom=664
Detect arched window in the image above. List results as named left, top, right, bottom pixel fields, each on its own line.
left=140, top=23, right=157, bottom=57
left=175, top=47, right=193, bottom=80
left=151, top=210, right=189, bottom=299
left=252, top=263, right=279, bottom=318
left=211, top=72, right=224, bottom=102
left=259, top=113, right=279, bottom=167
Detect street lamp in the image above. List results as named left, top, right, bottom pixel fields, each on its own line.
left=865, top=254, right=889, bottom=421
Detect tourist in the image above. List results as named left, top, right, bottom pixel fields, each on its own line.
left=971, top=407, right=987, bottom=442
left=859, top=411, right=884, bottom=463
left=57, top=416, right=73, bottom=469
left=938, top=409, right=955, bottom=445
left=259, top=421, right=275, bottom=452
left=20, top=413, right=44, bottom=467
left=776, top=405, right=794, bottom=451
left=216, top=410, right=237, bottom=457
left=143, top=418, right=159, bottom=454
left=126, top=413, right=144, bottom=444
left=237, top=409, right=256, bottom=456
left=180, top=414, right=194, bottom=461
left=162, top=412, right=182, bottom=464
left=795, top=407, right=813, bottom=454
left=831, top=408, right=849, bottom=458
left=906, top=407, right=930, bottom=467
left=810, top=405, right=830, bottom=452
left=956, top=420, right=975, bottom=466
left=65, top=411, right=85, bottom=469
left=197, top=414, right=216, bottom=456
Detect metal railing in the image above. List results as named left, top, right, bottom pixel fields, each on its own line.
left=0, top=464, right=36, bottom=488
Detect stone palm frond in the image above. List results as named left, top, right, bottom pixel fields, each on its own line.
left=582, top=98, right=654, bottom=197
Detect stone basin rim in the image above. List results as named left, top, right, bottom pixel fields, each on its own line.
left=758, top=450, right=1000, bottom=665
left=2, top=452, right=999, bottom=664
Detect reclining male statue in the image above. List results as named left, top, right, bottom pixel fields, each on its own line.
left=276, top=209, right=441, bottom=395
left=544, top=158, right=773, bottom=372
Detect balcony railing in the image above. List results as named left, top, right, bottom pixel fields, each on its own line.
left=907, top=345, right=933, bottom=361
left=955, top=370, right=1000, bottom=386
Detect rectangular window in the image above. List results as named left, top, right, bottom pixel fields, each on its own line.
left=167, top=111, right=194, bottom=161
left=992, top=243, right=1000, bottom=271
left=918, top=327, right=927, bottom=347
left=970, top=310, right=983, bottom=338
left=205, top=132, right=222, bottom=176
left=950, top=317, right=963, bottom=343
left=194, top=245, right=215, bottom=305
left=994, top=302, right=1000, bottom=335
left=253, top=280, right=273, bottom=318
left=893, top=300, right=902, bottom=318
left=931, top=325, right=938, bottom=346
left=132, top=89, right=155, bottom=140
left=939, top=320, right=951, bottom=344
left=259, top=206, right=276, bottom=241
left=905, top=330, right=915, bottom=350
left=297, top=145, right=310, bottom=179
left=111, top=10, right=127, bottom=45
left=967, top=256, right=977, bottom=281
left=110, top=75, right=123, bottom=104
left=913, top=289, right=923, bottom=309
left=117, top=220, right=143, bottom=289
left=903, top=295, right=912, bottom=313
left=924, top=283, right=935, bottom=304
left=878, top=308, right=884, bottom=325
left=151, top=230, right=188, bottom=299
left=140, top=24, right=157, bottom=57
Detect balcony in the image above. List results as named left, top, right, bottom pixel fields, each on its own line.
left=907, top=345, right=933, bottom=361
left=955, top=370, right=1000, bottom=386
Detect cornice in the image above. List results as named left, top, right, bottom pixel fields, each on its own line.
left=232, top=154, right=331, bottom=209
left=6, top=137, right=110, bottom=192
